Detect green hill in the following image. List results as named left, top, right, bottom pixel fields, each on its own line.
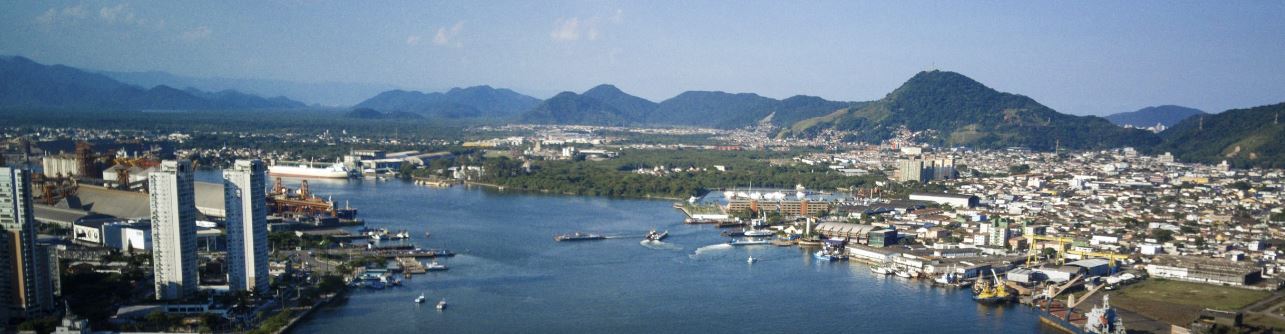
left=785, top=70, right=1159, bottom=150
left=1157, top=102, right=1285, bottom=168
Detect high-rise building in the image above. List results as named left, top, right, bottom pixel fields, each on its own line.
left=149, top=160, right=198, bottom=301
left=897, top=158, right=925, bottom=183
left=989, top=218, right=1012, bottom=248
left=1, top=167, right=53, bottom=317
left=224, top=159, right=269, bottom=293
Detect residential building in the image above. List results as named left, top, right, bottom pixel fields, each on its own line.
left=0, top=167, right=54, bottom=316
left=149, top=160, right=199, bottom=300
left=224, top=159, right=269, bottom=293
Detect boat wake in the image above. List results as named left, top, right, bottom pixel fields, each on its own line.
left=640, top=240, right=682, bottom=251
left=688, top=243, right=733, bottom=259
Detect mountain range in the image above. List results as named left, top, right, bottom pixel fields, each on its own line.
left=514, top=84, right=861, bottom=128
left=1104, top=105, right=1206, bottom=129
left=0, top=56, right=304, bottom=110
left=354, top=86, right=541, bottom=119
left=101, top=70, right=397, bottom=107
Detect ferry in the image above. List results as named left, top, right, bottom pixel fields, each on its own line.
left=268, top=162, right=356, bottom=179
left=741, top=228, right=774, bottom=238
left=426, top=261, right=448, bottom=271
left=644, top=229, right=669, bottom=241
left=727, top=238, right=771, bottom=246
left=555, top=232, right=606, bottom=242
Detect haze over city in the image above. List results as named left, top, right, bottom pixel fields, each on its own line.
left=3, top=1, right=1284, bottom=114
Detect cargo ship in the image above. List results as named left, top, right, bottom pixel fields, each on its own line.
left=268, top=162, right=356, bottom=179
left=555, top=232, right=606, bottom=242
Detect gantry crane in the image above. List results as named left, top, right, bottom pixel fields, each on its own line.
left=1025, top=234, right=1076, bottom=267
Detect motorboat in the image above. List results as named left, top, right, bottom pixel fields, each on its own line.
left=414, top=294, right=426, bottom=303
left=747, top=256, right=757, bottom=263
left=426, top=261, right=448, bottom=271
left=644, top=229, right=669, bottom=241
left=436, top=299, right=448, bottom=310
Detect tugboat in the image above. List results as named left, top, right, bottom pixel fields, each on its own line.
left=426, top=261, right=448, bottom=271
left=414, top=293, right=426, bottom=304
left=555, top=232, right=606, bottom=242
left=644, top=229, right=669, bottom=241
left=436, top=298, right=448, bottom=310
left=973, top=269, right=1015, bottom=304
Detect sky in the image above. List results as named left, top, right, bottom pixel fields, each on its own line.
left=2, top=1, right=1283, bottom=115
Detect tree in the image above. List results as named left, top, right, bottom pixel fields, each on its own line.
left=1150, top=229, right=1175, bottom=243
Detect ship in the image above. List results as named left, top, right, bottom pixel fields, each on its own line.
left=972, top=269, right=1015, bottom=304
left=555, top=232, right=606, bottom=242
left=644, top=229, right=669, bottom=241
left=426, top=261, right=448, bottom=271
left=742, top=228, right=774, bottom=237
left=268, top=162, right=356, bottom=179
left=436, top=299, right=448, bottom=310
left=727, top=238, right=771, bottom=246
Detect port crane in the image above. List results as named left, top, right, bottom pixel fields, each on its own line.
left=1024, top=234, right=1076, bottom=267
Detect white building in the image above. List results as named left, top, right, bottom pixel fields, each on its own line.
left=149, top=160, right=199, bottom=300
left=909, top=192, right=978, bottom=208
left=41, top=155, right=79, bottom=178
left=1, top=167, right=55, bottom=316
left=223, top=160, right=269, bottom=293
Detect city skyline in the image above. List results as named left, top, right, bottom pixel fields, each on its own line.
left=2, top=1, right=1283, bottom=115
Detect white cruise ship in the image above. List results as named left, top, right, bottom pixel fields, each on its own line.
left=268, top=162, right=355, bottom=179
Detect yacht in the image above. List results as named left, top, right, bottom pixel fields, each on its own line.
left=414, top=294, right=426, bottom=304
left=644, top=229, right=669, bottom=241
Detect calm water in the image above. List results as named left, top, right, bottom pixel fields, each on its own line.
left=211, top=173, right=1050, bottom=333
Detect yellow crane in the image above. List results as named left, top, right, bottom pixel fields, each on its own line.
left=1025, top=234, right=1076, bottom=267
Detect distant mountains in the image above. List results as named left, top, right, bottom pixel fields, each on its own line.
left=515, top=84, right=860, bottom=128
left=101, top=70, right=396, bottom=107
left=785, top=70, right=1160, bottom=150
left=0, top=56, right=304, bottom=110
left=354, top=86, right=540, bottom=119
left=343, top=107, right=423, bottom=120
left=1157, top=102, right=1285, bottom=168
left=1105, top=105, right=1206, bottom=129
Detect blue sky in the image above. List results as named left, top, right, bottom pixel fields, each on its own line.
left=2, top=1, right=1283, bottom=115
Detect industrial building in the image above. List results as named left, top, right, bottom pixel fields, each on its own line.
left=1145, top=255, right=1262, bottom=286
left=908, top=192, right=979, bottom=209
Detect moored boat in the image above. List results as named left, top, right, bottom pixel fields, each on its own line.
left=727, top=238, right=771, bottom=246
left=426, top=261, right=448, bottom=271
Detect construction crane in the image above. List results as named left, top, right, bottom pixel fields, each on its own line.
left=1025, top=234, right=1076, bottom=267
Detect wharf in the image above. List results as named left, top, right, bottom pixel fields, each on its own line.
left=412, top=177, right=460, bottom=187
left=396, top=257, right=426, bottom=274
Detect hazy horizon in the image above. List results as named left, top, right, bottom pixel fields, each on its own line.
left=3, top=1, right=1283, bottom=115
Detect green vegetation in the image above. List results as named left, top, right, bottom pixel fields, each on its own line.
left=785, top=70, right=1161, bottom=150
left=417, top=149, right=884, bottom=198
left=247, top=310, right=293, bottom=334
left=1110, top=279, right=1272, bottom=325
left=1157, top=102, right=1285, bottom=168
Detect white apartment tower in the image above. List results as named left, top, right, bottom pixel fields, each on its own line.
left=149, top=160, right=199, bottom=300
left=224, top=159, right=269, bottom=293
left=1, top=167, right=53, bottom=316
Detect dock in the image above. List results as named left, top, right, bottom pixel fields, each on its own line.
left=412, top=177, right=460, bottom=187
left=396, top=257, right=426, bottom=274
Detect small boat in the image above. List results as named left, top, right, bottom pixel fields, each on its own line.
left=414, top=294, right=426, bottom=303
left=436, top=299, right=447, bottom=310
left=555, top=232, right=606, bottom=242
left=870, top=265, right=891, bottom=275
left=424, top=231, right=432, bottom=239
left=727, top=238, right=771, bottom=246
left=644, top=229, right=669, bottom=241
left=894, top=270, right=912, bottom=279
left=426, top=261, right=448, bottom=271
left=747, top=256, right=757, bottom=263
left=813, top=250, right=836, bottom=262
left=741, top=228, right=774, bottom=237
